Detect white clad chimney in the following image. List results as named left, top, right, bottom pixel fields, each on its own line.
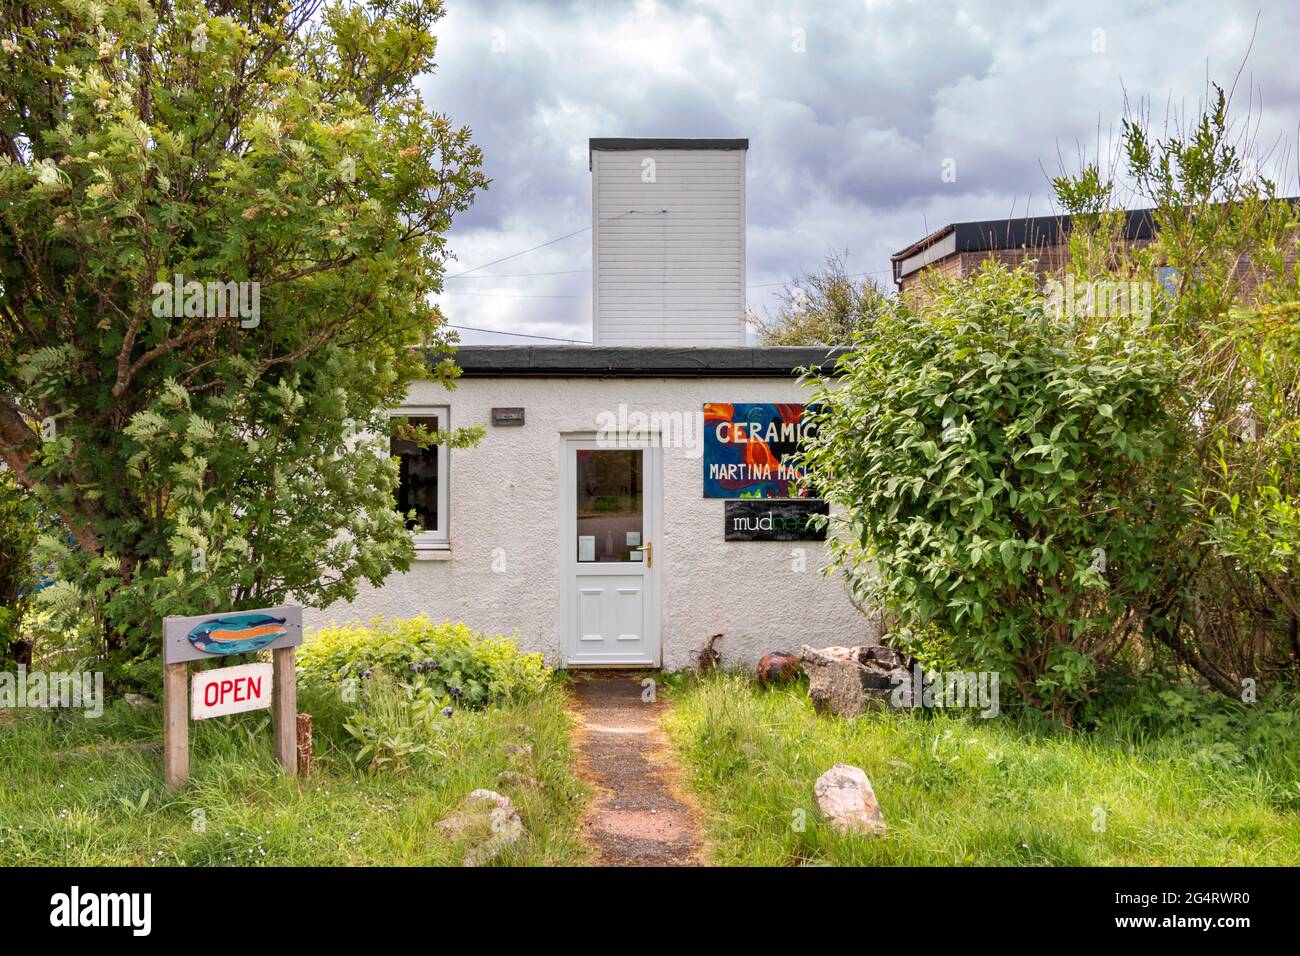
left=589, top=138, right=748, bottom=346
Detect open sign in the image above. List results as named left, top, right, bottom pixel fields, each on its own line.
left=191, top=662, right=273, bottom=720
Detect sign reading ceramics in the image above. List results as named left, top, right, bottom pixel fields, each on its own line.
left=703, top=402, right=818, bottom=498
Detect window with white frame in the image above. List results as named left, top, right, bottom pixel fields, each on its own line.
left=391, top=406, right=449, bottom=548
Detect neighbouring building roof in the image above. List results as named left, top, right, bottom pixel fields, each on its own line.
left=443, top=345, right=844, bottom=378
left=890, top=209, right=1159, bottom=284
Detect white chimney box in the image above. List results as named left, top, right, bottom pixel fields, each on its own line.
left=589, top=138, right=747, bottom=346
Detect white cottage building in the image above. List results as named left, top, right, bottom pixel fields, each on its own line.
left=305, top=138, right=875, bottom=669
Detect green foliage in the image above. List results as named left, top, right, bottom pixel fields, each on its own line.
left=751, top=251, right=893, bottom=346
left=809, top=79, right=1300, bottom=717
left=1052, top=82, right=1300, bottom=691
left=340, top=672, right=449, bottom=772
left=802, top=264, right=1188, bottom=715
left=0, top=470, right=38, bottom=658
left=1190, top=303, right=1300, bottom=657
left=1081, top=670, right=1300, bottom=776
left=298, top=615, right=552, bottom=707
left=0, top=2, right=486, bottom=685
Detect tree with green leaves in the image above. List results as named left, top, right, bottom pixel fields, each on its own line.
left=750, top=252, right=893, bottom=346
left=1053, top=83, right=1300, bottom=693
left=0, top=469, right=38, bottom=661
left=0, top=1, right=485, bottom=685
left=805, top=81, right=1300, bottom=719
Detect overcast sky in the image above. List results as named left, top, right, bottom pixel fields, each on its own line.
left=419, top=0, right=1300, bottom=344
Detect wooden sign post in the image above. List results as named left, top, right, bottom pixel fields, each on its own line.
left=271, top=646, right=298, bottom=776
left=162, top=606, right=303, bottom=788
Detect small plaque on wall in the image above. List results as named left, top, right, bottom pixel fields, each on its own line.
left=724, top=499, right=829, bottom=541
left=491, top=407, right=525, bottom=426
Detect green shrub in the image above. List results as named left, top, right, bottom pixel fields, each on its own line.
left=802, top=264, right=1188, bottom=718
left=0, top=471, right=39, bottom=660
left=1048, top=85, right=1300, bottom=694
left=339, top=672, right=451, bottom=773
left=298, top=615, right=550, bottom=707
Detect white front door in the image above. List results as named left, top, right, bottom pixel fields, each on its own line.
left=562, top=439, right=660, bottom=666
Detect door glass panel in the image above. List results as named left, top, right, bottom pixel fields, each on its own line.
left=575, top=449, right=643, bottom=562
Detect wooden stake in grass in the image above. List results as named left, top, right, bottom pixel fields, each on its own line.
left=296, top=712, right=313, bottom=777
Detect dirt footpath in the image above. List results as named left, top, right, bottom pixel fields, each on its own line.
left=568, top=673, right=704, bottom=866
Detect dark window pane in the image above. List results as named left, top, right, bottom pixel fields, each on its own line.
left=392, top=416, right=439, bottom=532
left=575, top=449, right=643, bottom=562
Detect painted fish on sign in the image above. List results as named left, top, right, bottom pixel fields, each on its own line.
left=187, top=612, right=288, bottom=656
left=163, top=605, right=303, bottom=664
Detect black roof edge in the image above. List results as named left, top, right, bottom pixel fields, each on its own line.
left=589, top=137, right=749, bottom=151
left=589, top=137, right=748, bottom=160
left=429, top=345, right=845, bottom=379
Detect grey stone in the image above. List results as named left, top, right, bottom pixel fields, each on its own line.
left=436, top=788, right=524, bottom=866
left=798, top=644, right=911, bottom=718
left=814, top=763, right=887, bottom=835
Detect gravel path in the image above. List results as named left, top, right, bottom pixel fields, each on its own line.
left=569, top=673, right=704, bottom=866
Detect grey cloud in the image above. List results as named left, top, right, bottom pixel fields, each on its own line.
left=422, top=0, right=1300, bottom=342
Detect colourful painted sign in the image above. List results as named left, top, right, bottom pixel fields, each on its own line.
left=162, top=605, right=303, bottom=788
left=187, top=612, right=288, bottom=656
left=703, top=403, right=817, bottom=498
left=191, top=661, right=274, bottom=720
left=163, top=605, right=303, bottom=664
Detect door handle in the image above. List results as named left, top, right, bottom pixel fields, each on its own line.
left=632, top=541, right=652, bottom=568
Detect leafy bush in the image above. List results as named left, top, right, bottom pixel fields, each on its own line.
left=339, top=672, right=451, bottom=773
left=1081, top=669, right=1300, bottom=785
left=298, top=616, right=551, bottom=708
left=802, top=265, right=1188, bottom=718
left=0, top=471, right=38, bottom=660
left=1188, top=303, right=1300, bottom=679
left=1050, top=84, right=1300, bottom=692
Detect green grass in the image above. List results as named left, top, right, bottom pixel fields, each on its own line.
left=0, top=682, right=590, bottom=866
left=663, top=673, right=1300, bottom=866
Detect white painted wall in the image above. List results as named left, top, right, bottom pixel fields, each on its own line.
left=305, top=374, right=877, bottom=670
left=592, top=147, right=746, bottom=346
